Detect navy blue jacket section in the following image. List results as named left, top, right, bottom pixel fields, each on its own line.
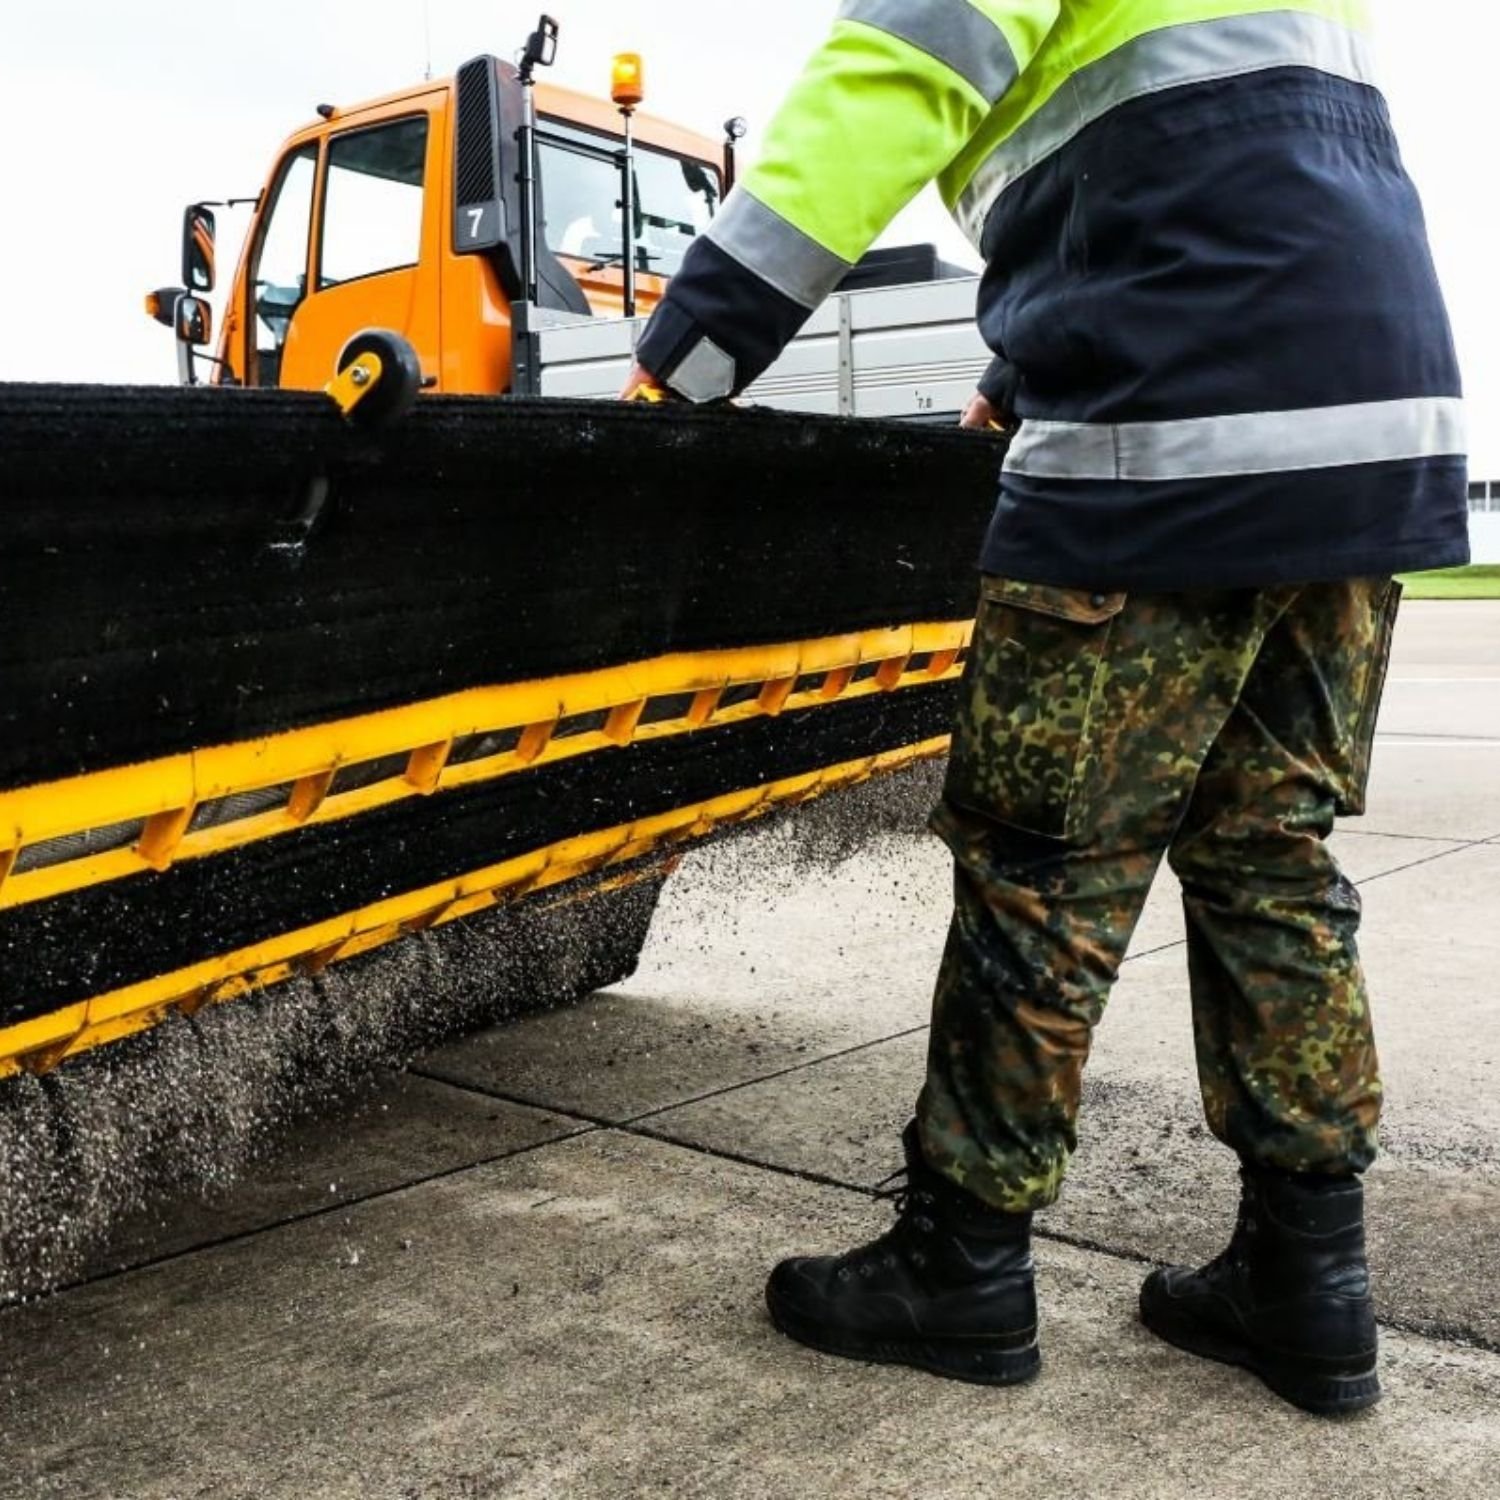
left=983, top=457, right=1469, bottom=591
left=634, top=236, right=812, bottom=394
left=977, top=67, right=1467, bottom=587
left=979, top=71, right=1461, bottom=424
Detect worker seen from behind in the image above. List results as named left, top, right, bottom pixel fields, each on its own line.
left=625, top=0, right=1468, bottom=1415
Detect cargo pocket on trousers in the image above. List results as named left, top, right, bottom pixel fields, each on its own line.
left=943, top=577, right=1126, bottom=841
left=1339, top=578, right=1404, bottom=818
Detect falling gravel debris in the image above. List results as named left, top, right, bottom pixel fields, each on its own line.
left=0, top=764, right=941, bottom=1303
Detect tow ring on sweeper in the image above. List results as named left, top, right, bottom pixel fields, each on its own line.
left=325, top=328, right=423, bottom=428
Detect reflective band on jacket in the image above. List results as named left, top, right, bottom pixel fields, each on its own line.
left=705, top=189, right=852, bottom=312
left=956, top=9, right=1376, bottom=244
left=1003, top=398, right=1467, bottom=482
left=839, top=0, right=1022, bottom=104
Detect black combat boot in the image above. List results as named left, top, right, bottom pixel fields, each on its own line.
left=765, top=1122, right=1039, bottom=1385
left=1139, top=1163, right=1380, bottom=1415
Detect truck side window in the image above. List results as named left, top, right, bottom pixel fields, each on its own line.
left=250, top=144, right=318, bottom=388
left=319, top=117, right=428, bottom=289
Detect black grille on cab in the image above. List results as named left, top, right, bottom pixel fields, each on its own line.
left=454, top=57, right=497, bottom=205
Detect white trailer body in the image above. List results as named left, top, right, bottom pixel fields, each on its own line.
left=518, top=276, right=991, bottom=422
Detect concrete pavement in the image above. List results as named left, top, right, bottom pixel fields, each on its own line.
left=4, top=600, right=1499, bottom=1498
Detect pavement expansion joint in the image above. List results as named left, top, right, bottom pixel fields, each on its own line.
left=1122, top=937, right=1188, bottom=964
left=1377, top=730, right=1500, bottom=743
left=405, top=1075, right=628, bottom=1132
left=412, top=1022, right=932, bottom=1130
left=1125, top=836, right=1490, bottom=970
left=617, top=1120, right=877, bottom=1197
left=2, top=1111, right=602, bottom=1309
left=626, top=1023, right=934, bottom=1126
left=1336, top=826, right=1486, bottom=845
left=1374, top=1313, right=1500, bottom=1359
left=1353, top=840, right=1500, bottom=886
left=1354, top=826, right=1500, bottom=846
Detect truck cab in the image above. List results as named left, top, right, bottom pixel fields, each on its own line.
left=163, top=49, right=725, bottom=396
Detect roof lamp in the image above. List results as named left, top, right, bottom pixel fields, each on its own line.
left=611, top=53, right=644, bottom=109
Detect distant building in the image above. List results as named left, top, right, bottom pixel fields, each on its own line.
left=1468, top=481, right=1500, bottom=564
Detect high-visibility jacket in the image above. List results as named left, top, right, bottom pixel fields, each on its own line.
left=634, top=1, right=1469, bottom=590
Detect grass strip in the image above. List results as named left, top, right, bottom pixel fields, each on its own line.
left=1397, top=565, right=1500, bottom=600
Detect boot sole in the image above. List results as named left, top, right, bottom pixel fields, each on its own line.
left=1139, top=1274, right=1380, bottom=1417
left=766, top=1285, right=1040, bottom=1387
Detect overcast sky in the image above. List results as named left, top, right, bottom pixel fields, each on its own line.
left=1, top=1, right=1493, bottom=467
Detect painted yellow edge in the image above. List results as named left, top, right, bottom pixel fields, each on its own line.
left=0, top=621, right=970, bottom=911
left=0, top=735, right=951, bottom=1078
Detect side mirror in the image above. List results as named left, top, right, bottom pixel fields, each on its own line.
left=182, top=204, right=217, bottom=293
left=520, top=15, right=559, bottom=78
left=174, top=293, right=213, bottom=347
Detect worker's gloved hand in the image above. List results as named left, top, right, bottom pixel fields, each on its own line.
left=960, top=390, right=1015, bottom=433
left=620, top=362, right=680, bottom=404
left=968, top=356, right=1020, bottom=434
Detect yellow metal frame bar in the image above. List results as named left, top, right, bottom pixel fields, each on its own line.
left=0, top=735, right=952, bottom=1078
left=0, top=622, right=970, bottom=912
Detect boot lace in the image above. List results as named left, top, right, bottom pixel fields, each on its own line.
left=833, top=1167, right=939, bottom=1280
left=1204, top=1170, right=1258, bottom=1277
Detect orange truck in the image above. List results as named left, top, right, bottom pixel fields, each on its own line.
left=148, top=16, right=738, bottom=400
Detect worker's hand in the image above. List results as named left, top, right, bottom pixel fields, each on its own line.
left=960, top=390, right=1014, bottom=433
left=620, top=362, right=678, bottom=403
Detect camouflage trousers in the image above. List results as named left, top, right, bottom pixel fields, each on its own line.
left=917, top=577, right=1402, bottom=1212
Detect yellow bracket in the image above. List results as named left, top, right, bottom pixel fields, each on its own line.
left=688, top=688, right=722, bottom=728
left=405, top=741, right=453, bottom=795
left=0, top=621, right=972, bottom=914
left=0, top=735, right=951, bottom=1079
left=324, top=352, right=385, bottom=417
left=516, top=719, right=558, bottom=766
left=758, top=677, right=795, bottom=716
left=624, top=379, right=669, bottom=404
left=287, top=770, right=336, bottom=823
left=138, top=804, right=197, bottom=872
left=604, top=700, right=647, bottom=745
left=820, top=666, right=854, bottom=700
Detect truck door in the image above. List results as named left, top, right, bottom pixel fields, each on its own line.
left=245, top=142, right=318, bottom=388
left=277, top=113, right=441, bottom=392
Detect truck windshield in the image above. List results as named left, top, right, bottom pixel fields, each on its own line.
left=537, top=120, right=719, bottom=278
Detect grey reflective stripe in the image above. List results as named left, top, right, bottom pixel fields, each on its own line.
left=1003, top=398, right=1467, bottom=482
left=839, top=0, right=1020, bottom=105
left=957, top=10, right=1377, bottom=244
left=705, top=189, right=851, bottom=312
left=667, top=336, right=737, bottom=403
